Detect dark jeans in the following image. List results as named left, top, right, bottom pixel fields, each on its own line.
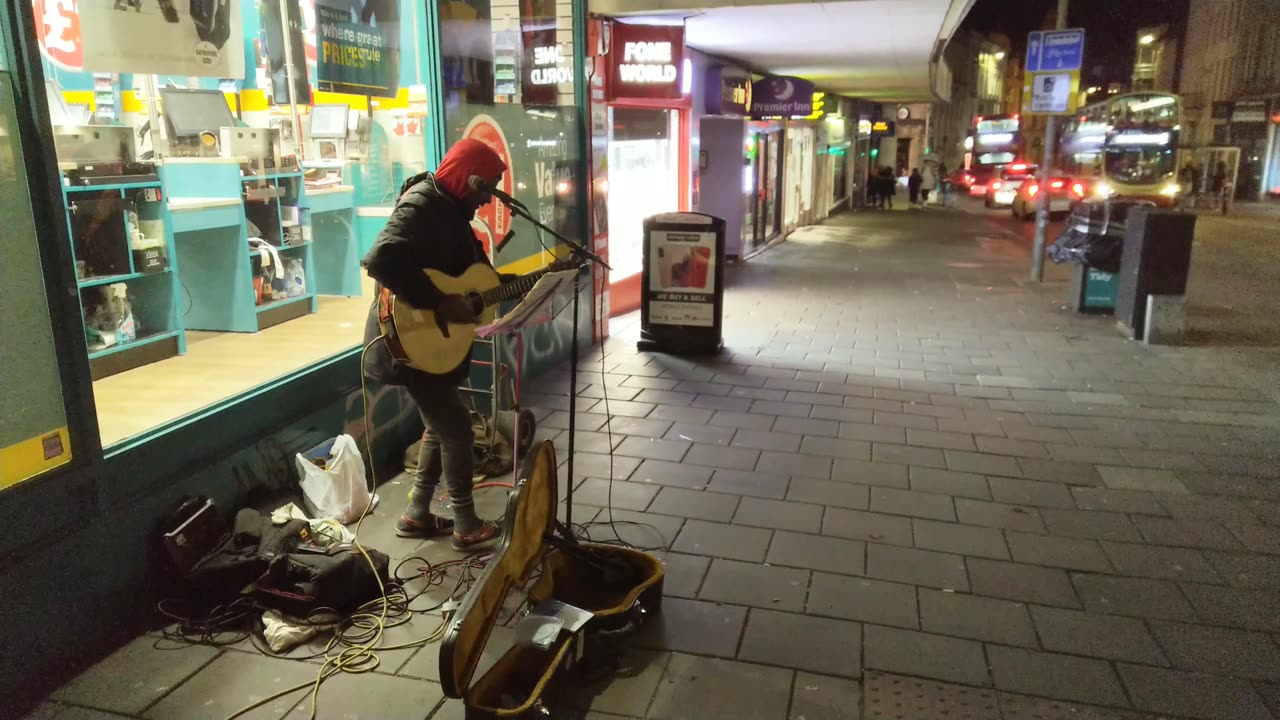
left=403, top=375, right=480, bottom=533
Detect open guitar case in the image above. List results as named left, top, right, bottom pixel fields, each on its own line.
left=439, top=441, right=665, bottom=718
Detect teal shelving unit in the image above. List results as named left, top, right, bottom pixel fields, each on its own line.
left=300, top=185, right=360, bottom=296
left=162, top=158, right=319, bottom=333
left=61, top=177, right=187, bottom=379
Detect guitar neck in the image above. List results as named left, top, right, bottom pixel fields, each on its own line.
left=479, top=267, right=557, bottom=307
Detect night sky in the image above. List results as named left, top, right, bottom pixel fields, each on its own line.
left=961, top=0, right=1188, bottom=87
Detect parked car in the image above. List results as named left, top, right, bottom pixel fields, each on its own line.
left=984, top=164, right=1038, bottom=208
left=1011, top=175, right=1080, bottom=220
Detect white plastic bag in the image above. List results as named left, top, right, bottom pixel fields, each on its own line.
left=295, top=435, right=376, bottom=524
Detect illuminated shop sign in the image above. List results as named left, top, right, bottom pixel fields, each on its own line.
left=607, top=23, right=685, bottom=101
left=705, top=65, right=751, bottom=116
left=870, top=120, right=894, bottom=135
left=749, top=75, right=814, bottom=118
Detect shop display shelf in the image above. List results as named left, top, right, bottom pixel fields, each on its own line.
left=87, top=329, right=181, bottom=360
left=255, top=294, right=314, bottom=314
left=78, top=268, right=172, bottom=288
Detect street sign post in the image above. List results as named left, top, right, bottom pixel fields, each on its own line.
left=1024, top=70, right=1081, bottom=115
left=1028, top=11, right=1080, bottom=283
left=1025, top=29, right=1085, bottom=73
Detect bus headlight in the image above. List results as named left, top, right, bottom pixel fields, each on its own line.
left=1093, top=181, right=1114, bottom=198
left=1161, top=183, right=1179, bottom=197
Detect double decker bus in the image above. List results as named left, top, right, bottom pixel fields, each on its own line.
left=961, top=114, right=1024, bottom=194
left=1060, top=92, right=1182, bottom=206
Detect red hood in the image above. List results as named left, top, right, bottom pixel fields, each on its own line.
left=434, top=138, right=508, bottom=200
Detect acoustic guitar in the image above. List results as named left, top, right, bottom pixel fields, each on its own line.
left=385, top=261, right=573, bottom=374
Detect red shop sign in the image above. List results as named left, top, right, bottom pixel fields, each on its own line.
left=33, top=0, right=83, bottom=70
left=606, top=23, right=684, bottom=102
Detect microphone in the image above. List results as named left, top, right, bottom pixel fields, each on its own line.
left=467, top=175, right=523, bottom=209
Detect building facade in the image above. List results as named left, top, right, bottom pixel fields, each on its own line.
left=1178, top=0, right=1280, bottom=199
left=1131, top=25, right=1179, bottom=92
left=930, top=30, right=1007, bottom=172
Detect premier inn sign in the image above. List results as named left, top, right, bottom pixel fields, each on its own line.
left=607, top=23, right=685, bottom=101
left=749, top=76, right=815, bottom=118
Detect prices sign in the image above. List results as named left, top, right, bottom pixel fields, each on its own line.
left=606, top=23, right=684, bottom=101
left=316, top=1, right=397, bottom=98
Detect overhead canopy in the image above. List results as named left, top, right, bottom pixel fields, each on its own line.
left=591, top=0, right=977, bottom=102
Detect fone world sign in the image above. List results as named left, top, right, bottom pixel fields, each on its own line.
left=619, top=42, right=676, bottom=83
left=607, top=23, right=685, bottom=100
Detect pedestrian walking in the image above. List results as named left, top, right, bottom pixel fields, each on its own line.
left=921, top=164, right=937, bottom=205
left=908, top=168, right=923, bottom=206
left=867, top=168, right=881, bottom=208
left=879, top=166, right=896, bottom=209
left=1211, top=161, right=1228, bottom=211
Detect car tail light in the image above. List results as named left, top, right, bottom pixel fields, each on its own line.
left=1050, top=180, right=1064, bottom=190
left=1011, top=163, right=1028, bottom=171
left=964, top=174, right=974, bottom=185
left=992, top=181, right=1003, bottom=190
left=1027, top=184, right=1039, bottom=197
left=1072, top=182, right=1085, bottom=197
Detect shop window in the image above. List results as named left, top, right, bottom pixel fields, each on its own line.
left=435, top=0, right=589, bottom=379
left=0, top=70, right=75, bottom=490
left=33, top=0, right=430, bottom=447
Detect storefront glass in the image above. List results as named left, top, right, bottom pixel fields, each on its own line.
left=27, top=0, right=434, bottom=447
left=606, top=107, right=679, bottom=280
left=436, top=0, right=589, bottom=378
left=0, top=69, right=74, bottom=490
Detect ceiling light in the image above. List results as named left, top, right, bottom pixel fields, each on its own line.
left=994, top=51, right=1005, bottom=60
left=1140, top=34, right=1156, bottom=45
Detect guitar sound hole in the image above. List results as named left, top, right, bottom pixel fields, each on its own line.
left=465, top=292, right=484, bottom=317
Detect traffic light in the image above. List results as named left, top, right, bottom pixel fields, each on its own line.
left=870, top=148, right=879, bottom=158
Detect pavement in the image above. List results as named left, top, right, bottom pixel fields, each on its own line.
left=29, top=207, right=1280, bottom=720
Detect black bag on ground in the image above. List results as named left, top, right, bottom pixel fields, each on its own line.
left=254, top=544, right=391, bottom=617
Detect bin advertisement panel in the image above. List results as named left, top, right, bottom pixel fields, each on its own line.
left=648, top=230, right=716, bottom=327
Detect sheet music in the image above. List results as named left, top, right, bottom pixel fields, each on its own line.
left=475, top=270, right=580, bottom=338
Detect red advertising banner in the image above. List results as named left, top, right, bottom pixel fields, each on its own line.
left=606, top=23, right=684, bottom=102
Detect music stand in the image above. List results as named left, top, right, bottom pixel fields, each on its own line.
left=488, top=195, right=608, bottom=531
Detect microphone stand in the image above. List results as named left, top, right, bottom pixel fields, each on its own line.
left=491, top=194, right=609, bottom=536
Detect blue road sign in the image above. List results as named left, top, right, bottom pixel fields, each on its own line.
left=1025, top=29, right=1085, bottom=73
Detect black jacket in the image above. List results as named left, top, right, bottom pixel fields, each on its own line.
left=362, top=173, right=492, bottom=386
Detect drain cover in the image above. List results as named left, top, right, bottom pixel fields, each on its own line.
left=865, top=672, right=999, bottom=719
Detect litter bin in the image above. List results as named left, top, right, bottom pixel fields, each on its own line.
left=1115, top=207, right=1196, bottom=340
left=1069, top=265, right=1120, bottom=312
left=1049, top=200, right=1153, bottom=314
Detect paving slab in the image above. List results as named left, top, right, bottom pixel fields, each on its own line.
left=1117, top=663, right=1274, bottom=720
left=918, top=589, right=1038, bottom=647
left=863, top=626, right=990, bottom=687
left=986, top=645, right=1129, bottom=708
left=697, top=558, right=809, bottom=612
left=1028, top=605, right=1168, bottom=665
left=647, top=654, right=793, bottom=720
left=738, top=608, right=862, bottom=678
left=863, top=672, right=1000, bottom=720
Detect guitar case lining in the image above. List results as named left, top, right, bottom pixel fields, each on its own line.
left=440, top=441, right=665, bottom=718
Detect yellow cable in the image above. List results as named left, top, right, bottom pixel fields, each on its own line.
left=224, top=338, right=453, bottom=720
